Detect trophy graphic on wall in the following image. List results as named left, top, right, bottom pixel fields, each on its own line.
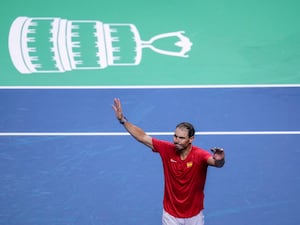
left=8, top=17, right=193, bottom=74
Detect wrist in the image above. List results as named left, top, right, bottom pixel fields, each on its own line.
left=214, top=158, right=225, bottom=168
left=119, top=117, right=128, bottom=125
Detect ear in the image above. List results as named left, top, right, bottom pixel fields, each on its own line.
left=189, top=136, right=195, bottom=143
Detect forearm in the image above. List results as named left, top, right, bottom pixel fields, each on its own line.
left=123, top=121, right=147, bottom=142
left=119, top=118, right=153, bottom=148
left=113, top=98, right=152, bottom=148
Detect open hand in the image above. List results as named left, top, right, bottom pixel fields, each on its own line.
left=211, top=147, right=225, bottom=161
left=112, top=98, right=124, bottom=120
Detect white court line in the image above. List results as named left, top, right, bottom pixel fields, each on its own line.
left=1, top=85, right=298, bottom=136
left=0, top=131, right=299, bottom=136
left=0, top=84, right=300, bottom=89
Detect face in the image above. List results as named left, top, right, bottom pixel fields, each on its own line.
left=173, top=127, right=194, bottom=152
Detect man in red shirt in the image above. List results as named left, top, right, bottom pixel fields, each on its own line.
left=112, top=98, right=225, bottom=225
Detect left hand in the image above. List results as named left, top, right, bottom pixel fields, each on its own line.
left=211, top=147, right=225, bottom=160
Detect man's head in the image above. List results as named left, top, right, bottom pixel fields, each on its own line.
left=176, top=122, right=195, bottom=138
left=173, top=122, right=195, bottom=152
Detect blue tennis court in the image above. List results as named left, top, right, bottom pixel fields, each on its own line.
left=0, top=87, right=299, bottom=225
left=1, top=0, right=300, bottom=224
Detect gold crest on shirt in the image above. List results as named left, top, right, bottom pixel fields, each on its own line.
left=186, top=162, right=193, bottom=168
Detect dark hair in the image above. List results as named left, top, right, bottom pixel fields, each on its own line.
left=176, top=122, right=195, bottom=138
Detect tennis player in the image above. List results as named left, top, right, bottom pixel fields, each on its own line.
left=112, top=98, right=225, bottom=225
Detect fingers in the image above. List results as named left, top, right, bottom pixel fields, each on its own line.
left=113, top=98, right=120, bottom=107
left=112, top=98, right=123, bottom=120
left=210, top=147, right=224, bottom=153
left=113, top=98, right=120, bottom=109
left=112, top=98, right=118, bottom=111
left=211, top=147, right=225, bottom=162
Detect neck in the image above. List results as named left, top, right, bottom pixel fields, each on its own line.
left=179, top=145, right=192, bottom=160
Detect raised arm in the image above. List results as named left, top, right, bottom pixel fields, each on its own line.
left=207, top=147, right=225, bottom=168
left=112, top=98, right=153, bottom=149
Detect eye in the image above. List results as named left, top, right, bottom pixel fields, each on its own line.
left=174, top=134, right=187, bottom=140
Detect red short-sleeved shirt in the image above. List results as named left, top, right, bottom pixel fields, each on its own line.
left=152, top=138, right=211, bottom=218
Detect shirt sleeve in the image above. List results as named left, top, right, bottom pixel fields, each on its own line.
left=152, top=138, right=173, bottom=154
left=198, top=147, right=212, bottom=164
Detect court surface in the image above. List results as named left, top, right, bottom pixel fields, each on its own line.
left=1, top=0, right=300, bottom=224
left=0, top=86, right=299, bottom=225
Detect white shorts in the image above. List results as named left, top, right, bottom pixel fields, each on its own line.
left=162, top=209, right=204, bottom=225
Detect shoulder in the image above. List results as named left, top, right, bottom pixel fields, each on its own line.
left=192, top=146, right=211, bottom=160
left=152, top=137, right=173, bottom=146
left=152, top=138, right=174, bottom=152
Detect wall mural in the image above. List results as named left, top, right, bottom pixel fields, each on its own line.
left=9, top=17, right=192, bottom=74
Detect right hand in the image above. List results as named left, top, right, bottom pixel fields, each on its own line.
left=112, top=98, right=124, bottom=121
